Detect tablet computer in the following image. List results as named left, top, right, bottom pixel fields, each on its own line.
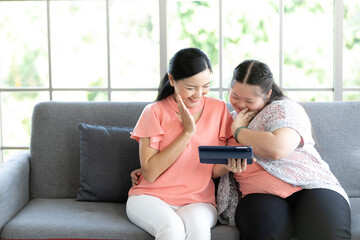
left=199, top=146, right=253, bottom=164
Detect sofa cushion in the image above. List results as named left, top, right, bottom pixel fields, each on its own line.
left=0, top=198, right=242, bottom=240
left=0, top=198, right=154, bottom=240
left=76, top=123, right=138, bottom=202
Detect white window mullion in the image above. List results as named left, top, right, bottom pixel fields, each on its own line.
left=159, top=0, right=167, bottom=79
left=106, top=0, right=111, bottom=101
left=47, top=0, right=53, bottom=100
left=334, top=0, right=343, bottom=101
left=218, top=0, right=223, bottom=99
left=279, top=0, right=284, bottom=88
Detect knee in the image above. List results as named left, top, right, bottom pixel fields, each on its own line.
left=156, top=216, right=185, bottom=240
left=177, top=203, right=216, bottom=240
left=296, top=223, right=352, bottom=240
left=184, top=222, right=212, bottom=240
left=236, top=207, right=292, bottom=240
left=240, top=227, right=291, bottom=240
left=294, top=190, right=351, bottom=240
left=238, top=222, right=293, bottom=240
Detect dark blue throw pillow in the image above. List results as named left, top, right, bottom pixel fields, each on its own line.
left=76, top=123, right=140, bottom=202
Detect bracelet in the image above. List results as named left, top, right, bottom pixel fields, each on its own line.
left=234, top=126, right=246, bottom=143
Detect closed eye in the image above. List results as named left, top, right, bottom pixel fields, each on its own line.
left=231, top=94, right=239, bottom=100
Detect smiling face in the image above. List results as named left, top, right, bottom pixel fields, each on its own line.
left=229, top=82, right=271, bottom=113
left=169, top=69, right=211, bottom=109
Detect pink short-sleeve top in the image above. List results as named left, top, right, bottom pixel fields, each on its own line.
left=129, top=96, right=233, bottom=206
left=234, top=163, right=303, bottom=198
left=226, top=138, right=302, bottom=198
left=227, top=111, right=302, bottom=199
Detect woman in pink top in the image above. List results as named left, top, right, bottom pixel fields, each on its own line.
left=126, top=48, right=233, bottom=240
left=215, top=60, right=351, bottom=240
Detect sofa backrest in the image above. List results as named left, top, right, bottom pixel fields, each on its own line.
left=299, top=101, right=360, bottom=198
left=30, top=101, right=360, bottom=199
left=30, top=101, right=148, bottom=199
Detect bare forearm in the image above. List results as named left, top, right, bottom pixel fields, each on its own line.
left=212, top=164, right=229, bottom=178
left=141, top=131, right=193, bottom=182
left=236, top=128, right=299, bottom=160
left=236, top=129, right=273, bottom=158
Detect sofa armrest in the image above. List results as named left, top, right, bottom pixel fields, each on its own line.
left=0, top=151, right=30, bottom=232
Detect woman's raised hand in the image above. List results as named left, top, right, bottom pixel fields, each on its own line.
left=177, top=95, right=196, bottom=137
left=231, top=108, right=257, bottom=136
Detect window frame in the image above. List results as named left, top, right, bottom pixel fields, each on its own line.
left=0, top=0, right=359, bottom=163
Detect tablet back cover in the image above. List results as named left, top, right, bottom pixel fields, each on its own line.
left=199, top=146, right=253, bottom=164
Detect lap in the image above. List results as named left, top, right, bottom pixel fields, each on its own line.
left=126, top=195, right=217, bottom=240
left=176, top=202, right=217, bottom=227
left=235, top=189, right=351, bottom=240
left=289, top=188, right=351, bottom=240
left=126, top=195, right=185, bottom=237
left=235, top=193, right=293, bottom=240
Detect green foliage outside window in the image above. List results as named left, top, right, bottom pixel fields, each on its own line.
left=0, top=0, right=359, bottom=162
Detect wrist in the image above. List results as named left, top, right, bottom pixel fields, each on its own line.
left=234, top=126, right=247, bottom=143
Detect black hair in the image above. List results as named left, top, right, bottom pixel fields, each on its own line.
left=156, top=47, right=212, bottom=101
left=230, top=59, right=286, bottom=103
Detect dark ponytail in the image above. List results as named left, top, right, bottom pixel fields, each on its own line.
left=156, top=48, right=212, bottom=101
left=231, top=59, right=286, bottom=103
left=156, top=74, right=173, bottom=101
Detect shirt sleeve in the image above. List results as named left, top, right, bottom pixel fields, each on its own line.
left=130, top=104, right=164, bottom=150
left=265, top=100, right=309, bottom=139
left=227, top=110, right=238, bottom=146
left=218, top=101, right=234, bottom=144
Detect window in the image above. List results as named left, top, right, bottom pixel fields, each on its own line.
left=0, top=0, right=359, bottom=163
left=283, top=1, right=334, bottom=100
left=343, top=0, right=360, bottom=100
left=222, top=0, right=279, bottom=100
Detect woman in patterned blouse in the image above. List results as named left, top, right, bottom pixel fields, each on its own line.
left=215, top=59, right=351, bottom=240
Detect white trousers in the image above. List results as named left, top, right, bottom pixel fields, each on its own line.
left=126, top=195, right=217, bottom=240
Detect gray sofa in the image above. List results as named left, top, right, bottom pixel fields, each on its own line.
left=0, top=101, right=359, bottom=240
